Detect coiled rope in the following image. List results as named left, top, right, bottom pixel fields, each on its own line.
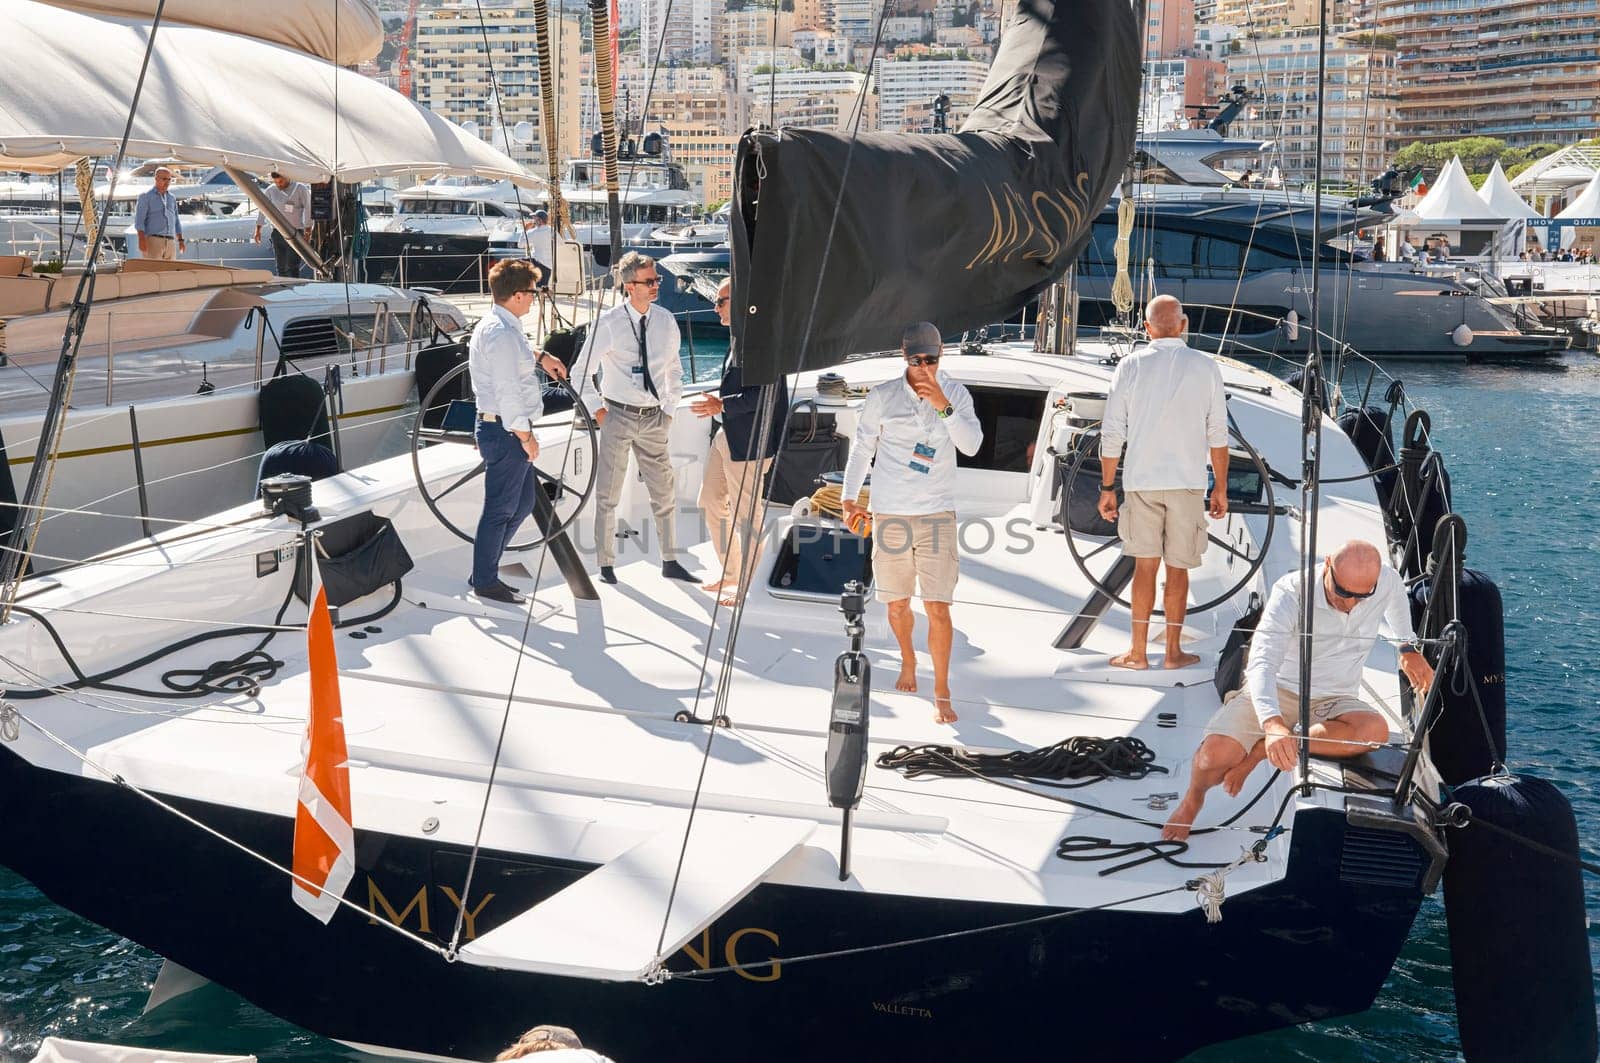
left=1111, top=196, right=1136, bottom=314
left=876, top=735, right=1166, bottom=789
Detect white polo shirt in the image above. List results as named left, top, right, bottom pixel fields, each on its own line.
left=1099, top=337, right=1228, bottom=492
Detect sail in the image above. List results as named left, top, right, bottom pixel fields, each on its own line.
left=32, top=0, right=383, bottom=65
left=729, top=0, right=1141, bottom=384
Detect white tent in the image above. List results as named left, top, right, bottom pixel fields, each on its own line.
left=33, top=0, right=383, bottom=64
left=0, top=2, right=540, bottom=189
left=1479, top=161, right=1541, bottom=220
left=1557, top=173, right=1600, bottom=218
left=1413, top=156, right=1501, bottom=221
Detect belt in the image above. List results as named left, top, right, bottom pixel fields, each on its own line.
left=606, top=399, right=660, bottom=416
left=148, top=233, right=175, bottom=239
left=479, top=412, right=501, bottom=423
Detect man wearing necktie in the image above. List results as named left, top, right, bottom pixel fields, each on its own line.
left=574, top=251, right=692, bottom=585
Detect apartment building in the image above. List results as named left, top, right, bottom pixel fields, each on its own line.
left=874, top=55, right=989, bottom=132
left=715, top=8, right=797, bottom=61
left=413, top=3, right=584, bottom=167
left=1146, top=0, right=1196, bottom=59
left=1224, top=26, right=1399, bottom=185
left=1377, top=0, right=1600, bottom=145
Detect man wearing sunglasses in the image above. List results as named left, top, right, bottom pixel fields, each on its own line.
left=691, top=277, right=788, bottom=605
left=1163, top=539, right=1434, bottom=841
left=467, top=259, right=569, bottom=605
left=840, top=322, right=982, bottom=724
left=574, top=251, right=692, bottom=585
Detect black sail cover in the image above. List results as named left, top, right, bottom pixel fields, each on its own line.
left=730, top=0, right=1142, bottom=385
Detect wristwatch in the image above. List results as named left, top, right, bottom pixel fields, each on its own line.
left=1100, top=484, right=1116, bottom=493
left=937, top=404, right=954, bottom=419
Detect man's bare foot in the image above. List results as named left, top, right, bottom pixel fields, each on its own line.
left=1162, top=794, right=1204, bottom=841
left=896, top=663, right=917, bottom=692
left=1164, top=650, right=1201, bottom=669
left=701, top=578, right=732, bottom=592
left=934, top=692, right=957, bottom=724
left=718, top=593, right=740, bottom=607
left=1110, top=651, right=1149, bottom=670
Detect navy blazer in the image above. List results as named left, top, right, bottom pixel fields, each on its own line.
left=718, top=358, right=788, bottom=462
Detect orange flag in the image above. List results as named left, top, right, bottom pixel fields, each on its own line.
left=292, top=586, right=355, bottom=923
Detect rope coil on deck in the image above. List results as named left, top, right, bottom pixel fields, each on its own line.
left=876, top=735, right=1166, bottom=788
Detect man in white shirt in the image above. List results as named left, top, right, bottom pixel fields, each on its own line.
left=1097, top=295, right=1230, bottom=670
left=467, top=259, right=569, bottom=604
left=254, top=171, right=313, bottom=279
left=1162, top=540, right=1435, bottom=840
left=841, top=323, right=983, bottom=724
left=574, top=251, right=691, bottom=585
left=527, top=209, right=555, bottom=288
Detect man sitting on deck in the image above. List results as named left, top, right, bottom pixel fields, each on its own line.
left=1162, top=540, right=1436, bottom=841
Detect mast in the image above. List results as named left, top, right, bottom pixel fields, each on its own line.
left=588, top=0, right=624, bottom=267
left=1295, top=0, right=1332, bottom=786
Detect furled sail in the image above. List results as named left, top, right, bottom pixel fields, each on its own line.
left=729, top=0, right=1141, bottom=384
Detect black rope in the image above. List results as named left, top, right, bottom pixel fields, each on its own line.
left=1448, top=808, right=1600, bottom=878
left=876, top=736, right=1165, bottom=789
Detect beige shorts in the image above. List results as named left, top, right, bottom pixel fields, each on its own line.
left=872, top=511, right=958, bottom=603
left=1118, top=489, right=1208, bottom=569
left=1203, top=686, right=1379, bottom=752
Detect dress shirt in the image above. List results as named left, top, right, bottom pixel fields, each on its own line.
left=1245, top=563, right=1418, bottom=727
left=263, top=181, right=313, bottom=232
left=717, top=341, right=788, bottom=462
left=468, top=304, right=544, bottom=433
left=528, top=224, right=555, bottom=266
left=133, top=187, right=181, bottom=238
left=840, top=371, right=983, bottom=516
left=574, top=300, right=682, bottom=414
left=1100, top=337, right=1228, bottom=492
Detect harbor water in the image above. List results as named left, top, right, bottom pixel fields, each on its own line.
left=2, top=350, right=1598, bottom=1061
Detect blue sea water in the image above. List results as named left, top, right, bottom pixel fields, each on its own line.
left=2, top=351, right=1598, bottom=1062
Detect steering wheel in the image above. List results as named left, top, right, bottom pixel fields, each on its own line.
left=1061, top=422, right=1277, bottom=615
left=409, top=359, right=600, bottom=551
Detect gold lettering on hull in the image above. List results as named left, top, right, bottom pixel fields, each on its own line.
left=367, top=879, right=430, bottom=934
left=681, top=925, right=783, bottom=983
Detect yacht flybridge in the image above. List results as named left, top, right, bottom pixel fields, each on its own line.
left=0, top=341, right=1449, bottom=1060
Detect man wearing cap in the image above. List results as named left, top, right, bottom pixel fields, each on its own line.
left=254, top=171, right=313, bottom=278
left=574, top=251, right=692, bottom=586
left=527, top=209, right=555, bottom=289
left=1097, top=294, right=1229, bottom=670
left=134, top=167, right=185, bottom=261
left=841, top=323, right=982, bottom=724
left=467, top=259, right=570, bottom=605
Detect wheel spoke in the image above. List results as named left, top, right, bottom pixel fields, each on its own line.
left=434, top=461, right=486, bottom=502
left=1082, top=535, right=1123, bottom=562
left=1207, top=533, right=1254, bottom=563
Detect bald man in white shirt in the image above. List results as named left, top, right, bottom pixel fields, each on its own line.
left=1163, top=540, right=1435, bottom=840
left=1097, top=295, right=1230, bottom=670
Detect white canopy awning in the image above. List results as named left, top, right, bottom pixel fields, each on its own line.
left=1413, top=156, right=1501, bottom=222
left=1479, top=161, right=1541, bottom=220
left=32, top=0, right=383, bottom=65
left=1556, top=173, right=1600, bottom=219
left=0, top=2, right=541, bottom=190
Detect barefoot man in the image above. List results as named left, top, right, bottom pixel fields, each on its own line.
left=841, top=323, right=983, bottom=723
left=1097, top=295, right=1229, bottom=669
left=1163, top=540, right=1435, bottom=840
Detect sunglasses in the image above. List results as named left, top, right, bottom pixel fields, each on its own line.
left=516, top=288, right=538, bottom=296
left=714, top=295, right=730, bottom=306
left=1329, top=563, right=1376, bottom=600
left=630, top=277, right=662, bottom=287
left=907, top=354, right=940, bottom=366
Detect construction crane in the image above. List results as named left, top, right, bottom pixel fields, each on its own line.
left=393, top=0, right=421, bottom=99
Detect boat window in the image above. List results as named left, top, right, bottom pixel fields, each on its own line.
left=1197, top=236, right=1245, bottom=277
left=1243, top=244, right=1302, bottom=271
left=1079, top=220, right=1117, bottom=276
left=958, top=385, right=1048, bottom=473
left=1140, top=228, right=1198, bottom=278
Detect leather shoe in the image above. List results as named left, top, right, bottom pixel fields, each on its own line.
left=662, top=560, right=696, bottom=582
left=599, top=566, right=618, bottom=585
left=471, top=582, right=525, bottom=605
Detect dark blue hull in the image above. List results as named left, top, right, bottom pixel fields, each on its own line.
left=0, top=746, right=1429, bottom=1061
